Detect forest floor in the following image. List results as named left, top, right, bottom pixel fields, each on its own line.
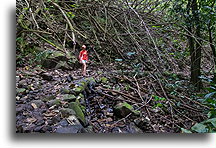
left=16, top=63, right=208, bottom=133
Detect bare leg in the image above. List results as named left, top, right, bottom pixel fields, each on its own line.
left=83, top=63, right=87, bottom=76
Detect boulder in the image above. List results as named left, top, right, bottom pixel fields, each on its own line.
left=55, top=61, right=71, bottom=70
left=55, top=115, right=85, bottom=133
left=41, top=51, right=67, bottom=69
left=41, top=50, right=78, bottom=70
left=114, top=102, right=140, bottom=118
left=68, top=102, right=86, bottom=126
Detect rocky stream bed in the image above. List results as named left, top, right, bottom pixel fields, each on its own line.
left=16, top=63, right=204, bottom=133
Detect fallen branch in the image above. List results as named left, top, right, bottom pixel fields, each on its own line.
left=99, top=87, right=141, bottom=102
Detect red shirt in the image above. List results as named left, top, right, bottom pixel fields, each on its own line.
left=79, top=50, right=88, bottom=61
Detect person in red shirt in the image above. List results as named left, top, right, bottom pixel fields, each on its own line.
left=79, top=45, right=88, bottom=76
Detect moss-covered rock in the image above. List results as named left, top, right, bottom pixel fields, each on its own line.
left=73, top=86, right=85, bottom=94
left=55, top=61, right=71, bottom=70
left=42, top=95, right=55, bottom=102
left=114, top=102, right=140, bottom=118
left=68, top=102, right=86, bottom=126
left=62, top=94, right=76, bottom=102
left=76, top=93, right=85, bottom=105
left=30, top=100, right=45, bottom=108
left=60, top=88, right=70, bottom=94
left=60, top=108, right=76, bottom=118
left=47, top=99, right=61, bottom=107
left=16, top=88, right=26, bottom=94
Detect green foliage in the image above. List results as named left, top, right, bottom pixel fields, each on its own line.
left=66, top=12, right=75, bottom=19
left=198, top=77, right=216, bottom=118
left=100, top=77, right=108, bottom=83
left=182, top=117, right=216, bottom=133
left=184, top=81, right=216, bottom=133
left=35, top=50, right=53, bottom=63
left=115, top=59, right=123, bottom=62
left=170, top=0, right=216, bottom=35
left=152, top=95, right=166, bottom=108
left=70, top=4, right=79, bottom=8
left=191, top=123, right=208, bottom=133
left=153, top=95, right=166, bottom=101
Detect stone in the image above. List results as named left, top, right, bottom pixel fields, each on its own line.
left=16, top=88, right=26, bottom=94
left=33, top=125, right=43, bottom=132
left=55, top=125, right=83, bottom=133
left=114, top=102, right=140, bottom=118
left=60, top=108, right=76, bottom=118
left=60, top=88, right=70, bottom=94
left=41, top=50, right=67, bottom=69
left=51, top=115, right=61, bottom=124
left=36, top=119, right=45, bottom=126
left=18, top=79, right=27, bottom=87
left=62, top=94, right=76, bottom=102
left=47, top=99, right=61, bottom=107
left=42, top=95, right=55, bottom=102
left=68, top=102, right=86, bottom=126
left=128, top=122, right=143, bottom=133
left=134, top=117, right=150, bottom=130
left=59, top=119, right=69, bottom=127
left=66, top=74, right=73, bottom=82
left=83, top=126, right=94, bottom=133
left=30, top=100, right=45, bottom=108
left=67, top=115, right=82, bottom=126
left=39, top=72, right=53, bottom=81
left=55, top=61, right=71, bottom=70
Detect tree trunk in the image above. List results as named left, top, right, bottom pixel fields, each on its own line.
left=187, top=0, right=202, bottom=90
left=209, top=1, right=216, bottom=82
left=209, top=24, right=216, bottom=82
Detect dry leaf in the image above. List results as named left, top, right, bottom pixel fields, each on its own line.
left=26, top=117, right=37, bottom=123
left=43, top=112, right=56, bottom=117
left=31, top=103, right=38, bottom=109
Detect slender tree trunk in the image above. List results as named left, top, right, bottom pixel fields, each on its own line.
left=208, top=1, right=216, bottom=82
left=209, top=25, right=216, bottom=82
left=187, top=0, right=202, bottom=90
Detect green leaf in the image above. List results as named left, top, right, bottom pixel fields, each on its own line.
left=115, top=59, right=123, bottom=62
left=126, top=52, right=136, bottom=56
left=152, top=25, right=161, bottom=28
left=202, top=118, right=216, bottom=127
left=207, top=110, right=216, bottom=118
left=191, top=123, right=208, bottom=133
left=206, top=86, right=216, bottom=91
left=156, top=103, right=163, bottom=107
left=204, top=92, right=216, bottom=99
left=181, top=128, right=192, bottom=133
left=23, top=7, right=29, bottom=11
left=203, top=6, right=212, bottom=10
left=44, top=8, right=49, bottom=11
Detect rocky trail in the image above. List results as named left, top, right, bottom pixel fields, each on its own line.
left=16, top=65, right=147, bottom=133
left=16, top=64, right=206, bottom=133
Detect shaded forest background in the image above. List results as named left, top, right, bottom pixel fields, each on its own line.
left=16, top=0, right=216, bottom=133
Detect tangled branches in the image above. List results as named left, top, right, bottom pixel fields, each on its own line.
left=16, top=0, right=189, bottom=72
